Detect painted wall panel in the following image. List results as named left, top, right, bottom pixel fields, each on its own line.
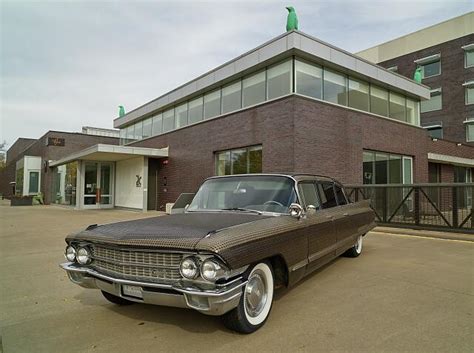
left=115, top=157, right=144, bottom=209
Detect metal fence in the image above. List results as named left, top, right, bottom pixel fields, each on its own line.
left=346, top=183, right=474, bottom=233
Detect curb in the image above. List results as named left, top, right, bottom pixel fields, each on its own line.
left=371, top=226, right=474, bottom=242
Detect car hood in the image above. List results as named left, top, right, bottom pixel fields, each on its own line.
left=66, top=212, right=271, bottom=250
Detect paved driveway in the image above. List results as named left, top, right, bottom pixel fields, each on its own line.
left=0, top=202, right=473, bottom=353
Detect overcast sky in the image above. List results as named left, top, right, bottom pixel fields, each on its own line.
left=1, top=0, right=472, bottom=147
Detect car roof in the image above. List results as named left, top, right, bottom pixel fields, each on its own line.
left=205, top=173, right=341, bottom=184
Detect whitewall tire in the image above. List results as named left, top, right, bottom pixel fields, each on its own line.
left=345, top=235, right=363, bottom=258
left=222, top=261, right=274, bottom=333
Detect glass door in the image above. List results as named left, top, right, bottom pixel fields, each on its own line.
left=82, top=162, right=114, bottom=209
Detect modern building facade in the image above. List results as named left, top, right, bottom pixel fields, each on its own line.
left=356, top=12, right=474, bottom=186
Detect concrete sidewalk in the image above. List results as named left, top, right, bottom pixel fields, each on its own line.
left=373, top=226, right=473, bottom=242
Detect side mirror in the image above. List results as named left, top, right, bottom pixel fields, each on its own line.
left=289, top=203, right=304, bottom=219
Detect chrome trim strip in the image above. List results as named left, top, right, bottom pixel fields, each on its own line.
left=290, top=259, right=308, bottom=272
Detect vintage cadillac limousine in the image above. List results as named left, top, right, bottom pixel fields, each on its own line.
left=61, top=174, right=375, bottom=333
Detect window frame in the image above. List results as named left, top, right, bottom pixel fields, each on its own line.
left=465, top=84, right=474, bottom=106
left=421, top=88, right=442, bottom=113
left=463, top=44, right=474, bottom=68
left=465, top=118, right=474, bottom=142
left=215, top=145, right=263, bottom=176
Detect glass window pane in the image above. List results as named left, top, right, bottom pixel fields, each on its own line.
left=126, top=125, right=135, bottom=143
left=403, top=157, right=413, bottom=184
left=298, top=182, right=320, bottom=209
left=406, top=98, right=419, bottom=125
left=370, top=85, right=389, bottom=117
left=248, top=146, right=262, bottom=173
left=142, top=118, right=152, bottom=138
left=334, top=184, right=347, bottom=205
left=421, top=61, right=440, bottom=78
left=134, top=121, right=143, bottom=140
left=152, top=113, right=163, bottom=136
left=216, top=151, right=231, bottom=176
left=375, top=152, right=388, bottom=184
left=323, top=69, right=347, bottom=105
left=175, top=103, right=188, bottom=129
left=188, top=97, right=203, bottom=124
left=203, top=90, right=221, bottom=119
left=427, top=127, right=443, bottom=139
left=467, top=122, right=474, bottom=142
left=388, top=155, right=402, bottom=184
left=466, top=50, right=474, bottom=68
left=231, top=149, right=248, bottom=174
left=243, top=71, right=266, bottom=108
left=222, top=81, right=242, bottom=114
left=421, top=91, right=442, bottom=113
left=363, top=151, right=375, bottom=184
left=267, top=60, right=292, bottom=100
left=348, top=78, right=369, bottom=111
left=163, top=108, right=175, bottom=133
left=466, top=86, right=474, bottom=105
left=119, top=129, right=126, bottom=145
left=295, top=59, right=322, bottom=99
left=319, top=182, right=338, bottom=208
left=389, top=92, right=406, bottom=122
left=29, top=172, right=39, bottom=193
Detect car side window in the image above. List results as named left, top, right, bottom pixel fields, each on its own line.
left=334, top=184, right=348, bottom=205
left=318, top=182, right=338, bottom=208
left=298, top=182, right=321, bottom=210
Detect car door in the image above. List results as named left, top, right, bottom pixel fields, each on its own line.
left=297, top=181, right=337, bottom=274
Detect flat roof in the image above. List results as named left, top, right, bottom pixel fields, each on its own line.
left=114, top=30, right=430, bottom=129
left=49, top=144, right=168, bottom=167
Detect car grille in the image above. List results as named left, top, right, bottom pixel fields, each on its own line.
left=90, top=245, right=183, bottom=283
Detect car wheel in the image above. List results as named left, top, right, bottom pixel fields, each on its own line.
left=222, top=261, right=274, bottom=334
left=101, top=290, right=134, bottom=305
left=344, top=235, right=363, bottom=258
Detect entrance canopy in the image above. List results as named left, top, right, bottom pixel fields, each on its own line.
left=49, top=144, right=168, bottom=167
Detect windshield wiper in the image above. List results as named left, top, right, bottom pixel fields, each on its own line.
left=221, top=207, right=263, bottom=215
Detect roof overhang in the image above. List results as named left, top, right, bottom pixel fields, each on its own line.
left=114, top=30, right=430, bottom=129
left=49, top=144, right=168, bottom=167
left=428, top=153, right=474, bottom=167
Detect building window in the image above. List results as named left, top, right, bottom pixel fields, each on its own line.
left=142, top=117, right=152, bottom=139
left=323, top=68, right=347, bottom=105
left=243, top=71, right=266, bottom=108
left=203, top=90, right=221, bottom=119
left=119, top=129, right=126, bottom=145
left=266, top=60, right=292, bottom=100
left=414, top=54, right=441, bottom=79
left=363, top=150, right=412, bottom=185
left=188, top=97, right=203, bottom=124
left=295, top=59, right=322, bottom=99
left=175, top=103, right=188, bottom=129
left=389, top=91, right=406, bottom=122
left=348, top=78, right=369, bottom=112
left=424, top=125, right=443, bottom=139
left=466, top=118, right=474, bottom=142
left=465, top=83, right=474, bottom=105
left=221, top=81, right=242, bottom=114
left=463, top=44, right=474, bottom=68
left=406, top=98, right=420, bottom=125
left=421, top=89, right=442, bottom=113
left=370, top=85, right=389, bottom=117
left=134, top=121, right=143, bottom=140
left=152, top=113, right=163, bottom=136
left=162, top=108, right=175, bottom=133
left=216, top=145, right=262, bottom=176
left=125, top=125, right=135, bottom=144
left=28, top=171, right=40, bottom=194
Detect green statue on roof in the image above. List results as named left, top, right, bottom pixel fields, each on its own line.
left=286, top=6, right=298, bottom=31
left=118, top=105, right=125, bottom=117
left=413, top=67, right=422, bottom=83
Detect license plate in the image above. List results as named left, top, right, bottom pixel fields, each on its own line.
left=122, top=285, right=143, bottom=299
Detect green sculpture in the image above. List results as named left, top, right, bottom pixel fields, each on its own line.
left=118, top=105, right=125, bottom=117
left=413, top=67, right=422, bottom=83
left=286, top=6, right=298, bottom=31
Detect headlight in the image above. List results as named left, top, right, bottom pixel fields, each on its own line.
left=65, top=246, right=76, bottom=262
left=180, top=257, right=199, bottom=279
left=200, top=259, right=226, bottom=282
left=76, top=247, right=91, bottom=265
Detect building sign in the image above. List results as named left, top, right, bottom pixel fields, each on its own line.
left=136, top=175, right=142, bottom=187
left=47, top=137, right=65, bottom=146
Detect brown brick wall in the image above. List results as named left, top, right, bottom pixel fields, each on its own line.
left=5, top=138, right=37, bottom=163
left=132, top=95, right=435, bottom=208
left=0, top=131, right=119, bottom=203
left=378, top=34, right=474, bottom=145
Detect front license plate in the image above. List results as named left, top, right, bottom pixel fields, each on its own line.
left=122, top=285, right=143, bottom=299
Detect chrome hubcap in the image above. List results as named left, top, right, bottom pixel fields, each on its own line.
left=245, top=270, right=267, bottom=318
left=355, top=236, right=362, bottom=253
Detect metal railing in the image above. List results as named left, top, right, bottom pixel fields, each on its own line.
left=346, top=183, right=474, bottom=233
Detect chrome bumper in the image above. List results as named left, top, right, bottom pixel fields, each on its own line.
left=60, top=263, right=245, bottom=316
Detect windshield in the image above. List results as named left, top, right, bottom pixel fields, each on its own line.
left=188, top=175, right=297, bottom=214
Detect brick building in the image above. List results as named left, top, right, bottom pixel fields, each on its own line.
left=356, top=12, right=474, bottom=184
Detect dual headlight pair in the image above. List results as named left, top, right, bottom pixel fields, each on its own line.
left=65, top=245, right=91, bottom=265
left=180, top=256, right=227, bottom=282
